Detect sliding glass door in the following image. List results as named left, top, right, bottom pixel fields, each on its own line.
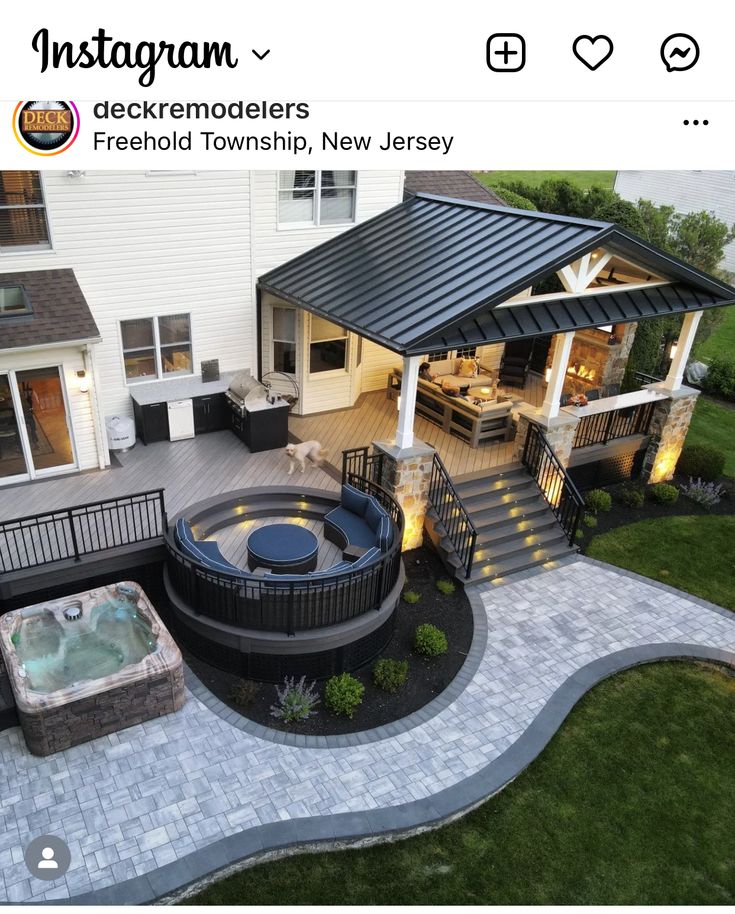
left=0, top=373, right=28, bottom=482
left=0, top=367, right=76, bottom=484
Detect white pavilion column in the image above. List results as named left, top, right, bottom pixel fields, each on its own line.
left=395, top=354, right=420, bottom=450
left=539, top=331, right=575, bottom=421
left=661, top=311, right=702, bottom=392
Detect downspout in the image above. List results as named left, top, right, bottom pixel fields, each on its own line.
left=250, top=170, right=260, bottom=378
left=83, top=343, right=108, bottom=469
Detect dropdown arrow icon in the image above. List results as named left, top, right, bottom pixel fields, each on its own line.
left=252, top=49, right=271, bottom=60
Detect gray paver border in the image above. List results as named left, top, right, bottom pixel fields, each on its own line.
left=182, top=584, right=490, bottom=748
left=58, top=638, right=735, bottom=906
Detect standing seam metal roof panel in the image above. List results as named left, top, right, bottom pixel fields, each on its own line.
left=259, top=194, right=735, bottom=355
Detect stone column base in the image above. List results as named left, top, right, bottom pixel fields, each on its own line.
left=512, top=405, right=579, bottom=469
left=372, top=438, right=435, bottom=551
left=641, top=384, right=700, bottom=484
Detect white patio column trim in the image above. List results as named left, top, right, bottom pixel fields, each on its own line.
left=662, top=311, right=702, bottom=392
left=395, top=354, right=420, bottom=450
left=540, top=331, right=575, bottom=421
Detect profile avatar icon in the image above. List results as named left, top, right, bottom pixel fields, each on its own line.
left=37, top=847, right=59, bottom=870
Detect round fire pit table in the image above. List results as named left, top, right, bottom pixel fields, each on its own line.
left=247, top=523, right=319, bottom=574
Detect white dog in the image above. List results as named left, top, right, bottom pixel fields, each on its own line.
left=285, top=440, right=328, bottom=475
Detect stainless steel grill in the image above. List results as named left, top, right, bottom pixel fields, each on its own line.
left=225, top=370, right=268, bottom=417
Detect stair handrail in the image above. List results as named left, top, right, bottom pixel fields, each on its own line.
left=521, top=422, right=584, bottom=546
left=427, top=451, right=478, bottom=579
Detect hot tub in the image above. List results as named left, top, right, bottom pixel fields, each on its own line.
left=0, top=582, right=185, bottom=756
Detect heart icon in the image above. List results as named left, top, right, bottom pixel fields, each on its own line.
left=573, top=35, right=614, bottom=70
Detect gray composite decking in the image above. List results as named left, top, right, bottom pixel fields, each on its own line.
left=0, top=430, right=339, bottom=524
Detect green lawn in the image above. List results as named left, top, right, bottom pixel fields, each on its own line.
left=587, top=515, right=735, bottom=611
left=694, top=305, right=735, bottom=362
left=187, top=663, right=735, bottom=905
left=474, top=170, right=616, bottom=192
left=685, top=395, right=735, bottom=477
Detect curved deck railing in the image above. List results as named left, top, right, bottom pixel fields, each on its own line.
left=165, top=478, right=404, bottom=635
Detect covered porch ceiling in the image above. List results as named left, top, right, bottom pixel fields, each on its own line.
left=258, top=193, right=735, bottom=357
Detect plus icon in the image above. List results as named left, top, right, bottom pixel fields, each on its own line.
left=486, top=34, right=526, bottom=72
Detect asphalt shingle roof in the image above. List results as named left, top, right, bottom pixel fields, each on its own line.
left=404, top=172, right=507, bottom=205
left=0, top=269, right=100, bottom=352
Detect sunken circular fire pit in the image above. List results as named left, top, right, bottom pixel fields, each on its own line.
left=164, top=482, right=405, bottom=682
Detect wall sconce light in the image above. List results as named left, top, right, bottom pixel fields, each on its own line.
left=544, top=367, right=552, bottom=384
left=76, top=369, right=90, bottom=393
left=669, top=341, right=679, bottom=360
left=396, top=394, right=402, bottom=410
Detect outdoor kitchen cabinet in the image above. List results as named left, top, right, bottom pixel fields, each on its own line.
left=132, top=400, right=170, bottom=445
left=192, top=394, right=229, bottom=434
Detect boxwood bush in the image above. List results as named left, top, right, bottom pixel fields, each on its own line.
left=324, top=673, right=365, bottom=719
left=585, top=489, right=612, bottom=514
left=617, top=486, right=645, bottom=509
left=676, top=444, right=725, bottom=482
left=648, top=483, right=679, bottom=504
left=414, top=623, right=448, bottom=658
left=373, top=658, right=409, bottom=693
left=701, top=354, right=735, bottom=401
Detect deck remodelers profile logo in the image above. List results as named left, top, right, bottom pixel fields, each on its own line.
left=13, top=101, right=79, bottom=155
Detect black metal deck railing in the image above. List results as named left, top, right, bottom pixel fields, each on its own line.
left=572, top=401, right=656, bottom=449
left=522, top=423, right=584, bottom=546
left=165, top=476, right=404, bottom=635
left=0, top=490, right=167, bottom=573
left=427, top=452, right=478, bottom=579
left=341, top=446, right=385, bottom=487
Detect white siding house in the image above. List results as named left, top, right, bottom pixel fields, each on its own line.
left=0, top=170, right=404, bottom=487
left=615, top=171, right=735, bottom=273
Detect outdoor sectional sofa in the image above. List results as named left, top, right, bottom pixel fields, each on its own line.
left=324, top=484, right=393, bottom=554
left=388, top=362, right=514, bottom=447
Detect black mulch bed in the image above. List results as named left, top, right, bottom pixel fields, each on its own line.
left=576, top=473, right=735, bottom=550
left=180, top=541, right=474, bottom=736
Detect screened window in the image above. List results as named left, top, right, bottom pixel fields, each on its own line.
left=272, top=306, right=297, bottom=374
left=278, top=171, right=357, bottom=226
left=121, top=314, right=192, bottom=383
left=309, top=315, right=348, bottom=374
left=0, top=172, right=50, bottom=250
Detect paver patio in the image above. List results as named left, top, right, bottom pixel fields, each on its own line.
left=2, top=558, right=734, bottom=902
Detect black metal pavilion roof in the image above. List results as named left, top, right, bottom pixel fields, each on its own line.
left=259, top=194, right=735, bottom=356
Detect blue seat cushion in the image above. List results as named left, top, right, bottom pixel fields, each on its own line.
left=325, top=506, right=377, bottom=549
left=308, top=560, right=353, bottom=577
left=364, top=497, right=393, bottom=551
left=341, top=483, right=372, bottom=518
left=350, top=546, right=381, bottom=570
left=174, top=518, right=243, bottom=576
left=377, top=514, right=393, bottom=552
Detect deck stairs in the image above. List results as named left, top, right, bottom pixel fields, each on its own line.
left=425, top=461, right=578, bottom=584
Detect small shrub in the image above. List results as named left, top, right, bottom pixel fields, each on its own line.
left=270, top=676, right=319, bottom=723
left=373, top=658, right=409, bottom=693
left=648, top=483, right=679, bottom=504
left=228, top=679, right=260, bottom=708
left=585, top=489, right=612, bottom=514
left=617, top=486, right=645, bottom=509
left=324, top=673, right=365, bottom=718
left=583, top=513, right=598, bottom=528
left=680, top=477, right=726, bottom=508
left=435, top=578, right=456, bottom=596
left=402, top=590, right=421, bottom=604
left=676, top=444, right=725, bottom=482
left=575, top=528, right=585, bottom=541
left=701, top=353, right=735, bottom=401
left=414, top=623, right=448, bottom=658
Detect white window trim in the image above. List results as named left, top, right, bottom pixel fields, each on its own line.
left=0, top=171, right=54, bottom=255
left=307, top=313, right=350, bottom=379
left=277, top=171, right=358, bottom=230
left=271, top=305, right=298, bottom=377
left=120, top=314, right=195, bottom=386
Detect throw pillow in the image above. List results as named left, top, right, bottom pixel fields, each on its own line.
left=457, top=358, right=478, bottom=378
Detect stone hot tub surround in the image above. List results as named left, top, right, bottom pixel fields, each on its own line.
left=0, top=582, right=185, bottom=756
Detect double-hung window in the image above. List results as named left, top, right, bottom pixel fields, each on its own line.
left=0, top=171, right=51, bottom=250
left=272, top=307, right=297, bottom=374
left=120, top=314, right=193, bottom=383
left=309, top=316, right=348, bottom=374
left=278, top=171, right=357, bottom=226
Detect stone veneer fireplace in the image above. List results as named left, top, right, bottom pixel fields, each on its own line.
left=547, top=324, right=637, bottom=395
